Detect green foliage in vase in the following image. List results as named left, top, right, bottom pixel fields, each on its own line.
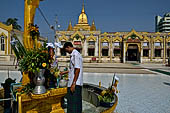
left=98, top=86, right=115, bottom=103
left=10, top=34, right=26, bottom=60
left=14, top=83, right=34, bottom=94
left=18, top=42, right=49, bottom=73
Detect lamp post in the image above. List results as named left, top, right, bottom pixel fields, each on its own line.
left=50, top=15, right=60, bottom=56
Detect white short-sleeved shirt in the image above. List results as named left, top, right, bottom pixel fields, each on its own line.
left=68, top=49, right=83, bottom=87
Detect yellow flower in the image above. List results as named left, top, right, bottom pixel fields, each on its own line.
left=50, top=69, right=54, bottom=73
left=54, top=72, right=59, bottom=77
left=42, top=63, right=46, bottom=67
left=101, top=90, right=107, bottom=96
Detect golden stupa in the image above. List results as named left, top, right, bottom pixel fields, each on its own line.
left=72, top=2, right=91, bottom=31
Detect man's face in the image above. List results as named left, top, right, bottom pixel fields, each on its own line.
left=65, top=46, right=71, bottom=54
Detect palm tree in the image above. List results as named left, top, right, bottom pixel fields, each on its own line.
left=4, top=18, right=22, bottom=31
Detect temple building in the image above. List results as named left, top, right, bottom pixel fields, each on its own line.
left=56, top=3, right=170, bottom=63
left=0, top=22, right=46, bottom=61
left=0, top=22, right=15, bottom=61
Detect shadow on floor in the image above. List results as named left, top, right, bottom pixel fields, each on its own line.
left=163, top=82, right=170, bottom=86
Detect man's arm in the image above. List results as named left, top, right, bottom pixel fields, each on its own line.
left=60, top=70, right=69, bottom=75
left=70, top=68, right=80, bottom=92
left=72, top=68, right=80, bottom=84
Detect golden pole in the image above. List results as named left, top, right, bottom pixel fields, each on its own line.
left=18, top=94, right=22, bottom=113
left=22, top=0, right=41, bottom=85
left=24, top=0, right=40, bottom=49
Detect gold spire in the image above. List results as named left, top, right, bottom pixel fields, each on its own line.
left=67, top=21, right=73, bottom=31
left=90, top=20, right=96, bottom=31
left=72, top=0, right=91, bottom=31
left=78, top=0, right=88, bottom=24
left=82, top=0, right=85, bottom=13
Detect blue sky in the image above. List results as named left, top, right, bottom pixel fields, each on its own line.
left=0, top=0, right=170, bottom=42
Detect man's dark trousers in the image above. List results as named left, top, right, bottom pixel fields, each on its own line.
left=67, top=85, right=82, bottom=113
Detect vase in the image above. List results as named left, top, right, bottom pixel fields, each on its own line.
left=33, top=69, right=46, bottom=94
left=59, top=79, right=68, bottom=88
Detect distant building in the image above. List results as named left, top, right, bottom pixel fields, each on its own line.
left=0, top=22, right=13, bottom=61
left=0, top=22, right=47, bottom=61
left=155, top=12, right=170, bottom=32
left=56, top=3, right=170, bottom=64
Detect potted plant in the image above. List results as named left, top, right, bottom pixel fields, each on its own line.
left=18, top=43, right=51, bottom=94
left=98, top=75, right=119, bottom=107
left=18, top=45, right=49, bottom=74
left=98, top=86, right=116, bottom=107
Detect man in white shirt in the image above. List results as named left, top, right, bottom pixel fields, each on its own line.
left=60, top=42, right=83, bottom=113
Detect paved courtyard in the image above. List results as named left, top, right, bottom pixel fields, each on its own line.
left=0, top=63, right=170, bottom=113
left=84, top=72, right=170, bottom=113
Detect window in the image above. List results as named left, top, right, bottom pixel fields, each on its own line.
left=154, top=42, right=161, bottom=46
left=0, top=36, right=5, bottom=51
left=167, top=49, right=170, bottom=57
left=102, top=42, right=109, bottom=47
left=168, top=42, right=170, bottom=46
left=143, top=49, right=149, bottom=57
left=60, top=48, right=66, bottom=56
left=114, top=49, right=121, bottom=56
left=114, top=42, right=120, bottom=47
left=102, top=49, right=108, bottom=56
left=143, top=42, right=148, bottom=47
left=74, top=41, right=81, bottom=45
left=88, top=41, right=95, bottom=46
left=88, top=48, right=95, bottom=56
left=155, top=49, right=161, bottom=57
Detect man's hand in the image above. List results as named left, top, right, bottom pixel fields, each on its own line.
left=60, top=70, right=69, bottom=75
left=70, top=83, right=76, bottom=93
left=60, top=71, right=65, bottom=75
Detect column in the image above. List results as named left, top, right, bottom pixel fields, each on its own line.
left=99, top=37, right=101, bottom=63
left=8, top=33, right=10, bottom=55
left=56, top=48, right=60, bottom=56
left=81, top=40, right=84, bottom=57
left=140, top=43, right=143, bottom=63
left=163, top=36, right=166, bottom=64
left=5, top=36, right=7, bottom=55
left=150, top=37, right=153, bottom=62
left=110, top=39, right=112, bottom=63
left=123, top=42, right=126, bottom=63
left=84, top=40, right=87, bottom=56
left=95, top=36, right=98, bottom=56
left=56, top=37, right=60, bottom=56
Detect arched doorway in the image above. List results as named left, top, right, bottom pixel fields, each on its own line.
left=126, top=44, right=140, bottom=61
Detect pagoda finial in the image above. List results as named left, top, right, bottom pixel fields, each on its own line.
left=92, top=19, right=95, bottom=25
left=82, top=0, right=85, bottom=13
left=90, top=19, right=96, bottom=31
left=67, top=20, right=73, bottom=31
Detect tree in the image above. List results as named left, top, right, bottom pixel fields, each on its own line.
left=4, top=18, right=22, bottom=31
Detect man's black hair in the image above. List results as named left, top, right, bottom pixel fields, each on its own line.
left=63, top=42, right=73, bottom=49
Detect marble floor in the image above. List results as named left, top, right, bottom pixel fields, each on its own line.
left=1, top=71, right=170, bottom=113
left=84, top=72, right=170, bottom=113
